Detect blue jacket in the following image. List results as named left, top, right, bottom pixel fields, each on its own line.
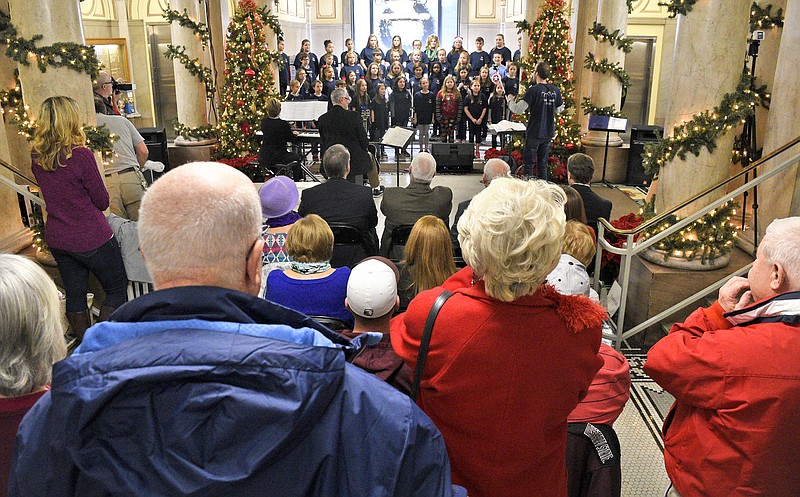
left=10, top=286, right=465, bottom=497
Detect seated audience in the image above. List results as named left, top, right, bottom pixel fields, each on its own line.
left=398, top=215, right=457, bottom=310
left=563, top=185, right=588, bottom=225
left=299, top=145, right=379, bottom=265
left=258, top=176, right=300, bottom=283
left=450, top=158, right=510, bottom=253
left=264, top=214, right=352, bottom=325
left=380, top=152, right=452, bottom=258
left=9, top=161, right=462, bottom=496
left=392, top=177, right=604, bottom=497
left=258, top=98, right=303, bottom=181
left=547, top=220, right=599, bottom=301
left=644, top=217, right=800, bottom=497
left=339, top=257, right=412, bottom=395
left=0, top=254, right=67, bottom=497
left=567, top=153, right=612, bottom=235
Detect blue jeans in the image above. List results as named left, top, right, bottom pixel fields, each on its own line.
left=523, top=137, right=551, bottom=180
left=51, top=237, right=128, bottom=312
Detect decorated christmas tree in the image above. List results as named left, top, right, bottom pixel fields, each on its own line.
left=516, top=0, right=581, bottom=180
left=216, top=0, right=282, bottom=174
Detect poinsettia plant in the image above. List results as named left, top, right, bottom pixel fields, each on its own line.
left=601, top=212, right=644, bottom=267
left=218, top=154, right=266, bottom=182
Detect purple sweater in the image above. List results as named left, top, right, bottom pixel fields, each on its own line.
left=32, top=146, right=113, bottom=253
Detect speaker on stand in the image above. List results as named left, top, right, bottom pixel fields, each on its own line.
left=431, top=142, right=474, bottom=174
left=626, top=125, right=662, bottom=187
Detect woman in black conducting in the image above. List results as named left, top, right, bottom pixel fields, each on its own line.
left=259, top=98, right=304, bottom=181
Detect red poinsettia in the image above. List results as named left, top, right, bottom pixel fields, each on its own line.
left=601, top=213, right=644, bottom=267
left=483, top=147, right=503, bottom=160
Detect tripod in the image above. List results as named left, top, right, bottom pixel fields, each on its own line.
left=739, top=38, right=761, bottom=249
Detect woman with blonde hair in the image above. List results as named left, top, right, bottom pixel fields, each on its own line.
left=398, top=215, right=456, bottom=309
left=31, top=96, right=128, bottom=343
left=392, top=177, right=605, bottom=497
left=0, top=254, right=68, bottom=494
left=258, top=97, right=303, bottom=181
left=424, top=34, right=440, bottom=63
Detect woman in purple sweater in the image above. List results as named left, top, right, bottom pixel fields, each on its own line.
left=31, top=96, right=128, bottom=343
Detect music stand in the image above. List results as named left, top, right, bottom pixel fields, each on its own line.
left=381, top=127, right=416, bottom=185
left=588, top=115, right=628, bottom=186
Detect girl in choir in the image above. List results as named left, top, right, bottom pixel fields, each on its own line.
left=428, top=61, right=444, bottom=95
left=412, top=39, right=430, bottom=64
left=286, top=79, right=303, bottom=101
left=488, top=83, right=508, bottom=148
left=408, top=63, right=426, bottom=95
left=341, top=38, right=357, bottom=68
left=405, top=50, right=426, bottom=76
left=340, top=51, right=363, bottom=80
left=424, top=34, right=440, bottom=63
left=447, top=36, right=467, bottom=68
left=503, top=63, right=520, bottom=98
left=390, top=35, right=408, bottom=63
left=370, top=82, right=390, bottom=160
left=366, top=62, right=384, bottom=99
left=345, top=70, right=358, bottom=100
left=435, top=48, right=451, bottom=76
left=464, top=78, right=488, bottom=158
left=386, top=61, right=405, bottom=88
left=295, top=68, right=311, bottom=97
left=389, top=76, right=413, bottom=156
left=455, top=67, right=471, bottom=141
left=353, top=78, right=371, bottom=131
left=413, top=77, right=435, bottom=153
left=294, top=39, right=318, bottom=77
left=360, top=34, right=382, bottom=71
left=322, top=39, right=339, bottom=71
left=453, top=51, right=472, bottom=79
left=321, top=66, right=336, bottom=98
left=297, top=53, right=315, bottom=82
left=436, top=75, right=462, bottom=143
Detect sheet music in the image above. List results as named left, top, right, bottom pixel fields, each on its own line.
left=381, top=126, right=415, bottom=148
left=280, top=101, right=329, bottom=121
left=488, top=120, right=526, bottom=133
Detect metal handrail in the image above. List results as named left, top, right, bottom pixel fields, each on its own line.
left=0, top=156, right=45, bottom=208
left=0, top=156, right=38, bottom=187
left=599, top=135, right=800, bottom=235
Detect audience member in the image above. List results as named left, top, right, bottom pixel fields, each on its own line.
left=392, top=177, right=604, bottom=497
left=450, top=158, right=509, bottom=253
left=0, top=254, right=67, bottom=497
left=9, top=161, right=463, bottom=497
left=563, top=185, right=589, bottom=225
left=259, top=98, right=303, bottom=181
left=258, top=176, right=301, bottom=281
left=644, top=217, right=800, bottom=497
left=339, top=257, right=412, bottom=395
left=547, top=220, right=600, bottom=301
left=31, top=96, right=128, bottom=343
left=380, top=152, right=452, bottom=258
left=298, top=145, right=379, bottom=263
left=94, top=98, right=148, bottom=221
left=106, top=213, right=151, bottom=284
left=568, top=153, right=612, bottom=234
left=398, top=215, right=457, bottom=310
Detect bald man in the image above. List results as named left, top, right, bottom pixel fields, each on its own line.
left=10, top=162, right=464, bottom=497
left=450, top=158, right=510, bottom=252
left=93, top=70, right=119, bottom=116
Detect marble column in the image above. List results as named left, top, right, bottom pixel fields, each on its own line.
left=8, top=0, right=95, bottom=124
left=582, top=0, right=627, bottom=147
left=656, top=0, right=751, bottom=215
left=207, top=0, right=229, bottom=114
left=757, top=0, right=800, bottom=231
left=170, top=0, right=213, bottom=145
left=572, top=0, right=599, bottom=135
left=750, top=0, right=786, bottom=152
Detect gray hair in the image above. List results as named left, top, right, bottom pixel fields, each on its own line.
left=0, top=254, right=67, bottom=397
left=323, top=144, right=350, bottom=178
left=138, top=162, right=262, bottom=288
left=330, top=88, right=348, bottom=105
left=93, top=70, right=111, bottom=93
left=483, top=158, right=511, bottom=184
left=762, top=217, right=800, bottom=287
left=409, top=152, right=437, bottom=183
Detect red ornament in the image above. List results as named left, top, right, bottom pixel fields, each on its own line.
left=240, top=122, right=252, bottom=136
left=237, top=99, right=245, bottom=107
left=256, top=85, right=263, bottom=92
left=566, top=143, right=575, bottom=150
left=224, top=68, right=231, bottom=76
left=558, top=118, right=565, bottom=126
left=244, top=68, right=256, bottom=78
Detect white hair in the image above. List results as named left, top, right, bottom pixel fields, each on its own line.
left=762, top=217, right=800, bottom=287
left=138, top=162, right=262, bottom=288
left=0, top=254, right=67, bottom=397
left=409, top=152, right=437, bottom=183
left=330, top=88, right=348, bottom=105
left=458, top=177, right=566, bottom=302
left=483, top=158, right=511, bottom=184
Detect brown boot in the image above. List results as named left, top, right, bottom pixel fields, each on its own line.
left=98, top=305, right=116, bottom=323
left=66, top=310, right=91, bottom=345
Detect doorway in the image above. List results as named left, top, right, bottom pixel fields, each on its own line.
left=148, top=24, right=178, bottom=141
left=621, top=37, right=656, bottom=140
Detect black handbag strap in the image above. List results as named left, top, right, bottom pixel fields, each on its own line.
left=410, top=290, right=453, bottom=401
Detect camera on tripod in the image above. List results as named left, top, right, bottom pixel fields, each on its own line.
left=111, top=78, right=133, bottom=94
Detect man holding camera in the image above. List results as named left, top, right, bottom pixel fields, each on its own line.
left=94, top=71, right=122, bottom=116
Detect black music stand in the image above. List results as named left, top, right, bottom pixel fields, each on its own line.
left=588, top=115, right=628, bottom=186
left=381, top=127, right=416, bottom=185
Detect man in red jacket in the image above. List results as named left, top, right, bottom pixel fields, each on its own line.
left=644, top=217, right=800, bottom=497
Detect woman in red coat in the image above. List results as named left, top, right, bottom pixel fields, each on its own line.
left=392, top=177, right=605, bottom=497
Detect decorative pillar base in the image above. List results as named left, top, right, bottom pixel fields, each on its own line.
left=582, top=130, right=623, bottom=147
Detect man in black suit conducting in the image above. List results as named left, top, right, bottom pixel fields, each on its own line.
left=567, top=153, right=612, bottom=234
left=317, top=88, right=383, bottom=196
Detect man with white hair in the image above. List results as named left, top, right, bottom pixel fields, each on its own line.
left=9, top=162, right=464, bottom=497
left=380, top=152, right=453, bottom=258
left=644, top=217, right=800, bottom=497
left=450, top=158, right=510, bottom=252
left=93, top=70, right=119, bottom=116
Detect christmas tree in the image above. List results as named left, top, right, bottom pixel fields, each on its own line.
left=216, top=0, right=282, bottom=173
left=516, top=0, right=581, bottom=181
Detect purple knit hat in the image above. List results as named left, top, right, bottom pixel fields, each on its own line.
left=258, top=176, right=299, bottom=219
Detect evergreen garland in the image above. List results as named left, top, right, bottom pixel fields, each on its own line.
left=658, top=0, right=698, bottom=18
left=163, top=7, right=210, bottom=47
left=750, top=3, right=784, bottom=31
left=584, top=53, right=630, bottom=91
left=641, top=71, right=770, bottom=174
left=626, top=0, right=634, bottom=14
left=589, top=21, right=633, bottom=53
left=580, top=98, right=622, bottom=117
left=174, top=118, right=218, bottom=141
left=163, top=44, right=216, bottom=98
left=83, top=124, right=118, bottom=158
left=0, top=11, right=102, bottom=79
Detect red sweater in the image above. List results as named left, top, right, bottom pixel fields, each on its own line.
left=1, top=390, right=46, bottom=497
left=391, top=267, right=604, bottom=497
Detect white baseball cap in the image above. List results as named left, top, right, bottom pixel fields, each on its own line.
left=347, top=259, right=398, bottom=318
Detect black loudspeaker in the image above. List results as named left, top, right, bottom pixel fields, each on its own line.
left=431, top=142, right=474, bottom=173
left=627, top=125, right=663, bottom=187
left=137, top=127, right=170, bottom=184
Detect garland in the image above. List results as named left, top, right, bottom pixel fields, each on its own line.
left=163, top=7, right=210, bottom=47
left=750, top=3, right=784, bottom=31
left=626, top=0, right=634, bottom=14
left=589, top=21, right=633, bottom=53
left=173, top=118, right=218, bottom=141
left=642, top=71, right=770, bottom=174
left=0, top=12, right=101, bottom=79
left=584, top=53, right=630, bottom=91
left=658, top=0, right=698, bottom=18
left=580, top=98, right=622, bottom=117
left=164, top=44, right=216, bottom=98
left=263, top=9, right=284, bottom=39
left=83, top=124, right=118, bottom=160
